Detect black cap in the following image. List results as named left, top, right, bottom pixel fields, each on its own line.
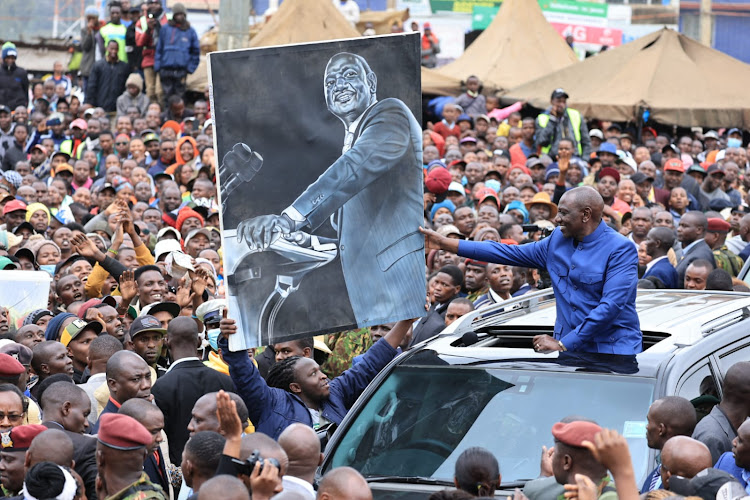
left=630, top=172, right=654, bottom=185
left=129, top=314, right=166, bottom=339
left=669, top=468, right=740, bottom=500
left=550, top=88, right=568, bottom=99
left=0, top=105, right=10, bottom=114
left=662, top=143, right=680, bottom=155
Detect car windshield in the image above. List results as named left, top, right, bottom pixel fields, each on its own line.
left=328, top=361, right=655, bottom=485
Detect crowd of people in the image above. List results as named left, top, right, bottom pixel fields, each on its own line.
left=1, top=1, right=750, bottom=498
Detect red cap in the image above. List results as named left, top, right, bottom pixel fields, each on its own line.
left=70, top=118, right=88, bottom=130
left=479, top=193, right=500, bottom=208
left=97, top=414, right=152, bottom=450
left=175, top=207, right=205, bottom=233
left=423, top=22, right=431, bottom=29
left=551, top=421, right=603, bottom=447
left=2, top=200, right=26, bottom=215
left=509, top=164, right=531, bottom=176
left=425, top=167, right=452, bottom=195
left=0, top=353, right=25, bottom=377
left=2, top=424, right=48, bottom=451
left=664, top=158, right=685, bottom=173
left=599, top=167, right=620, bottom=184
left=707, top=218, right=731, bottom=233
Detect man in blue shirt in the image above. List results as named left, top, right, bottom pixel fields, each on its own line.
left=421, top=186, right=642, bottom=354
left=715, top=419, right=750, bottom=493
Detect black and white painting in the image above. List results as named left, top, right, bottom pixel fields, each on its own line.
left=209, top=34, right=426, bottom=349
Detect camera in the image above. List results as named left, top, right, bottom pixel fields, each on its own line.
left=231, top=450, right=280, bottom=476
left=522, top=224, right=554, bottom=239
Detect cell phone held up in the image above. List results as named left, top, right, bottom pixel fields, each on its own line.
left=230, top=450, right=280, bottom=476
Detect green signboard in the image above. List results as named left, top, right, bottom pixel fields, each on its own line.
left=430, top=0, right=500, bottom=13
left=469, top=0, right=608, bottom=30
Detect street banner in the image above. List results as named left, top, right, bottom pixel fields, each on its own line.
left=209, top=33, right=427, bottom=350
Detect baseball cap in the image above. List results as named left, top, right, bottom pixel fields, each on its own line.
left=447, top=182, right=465, bottom=195
left=70, top=118, right=88, bottom=130
left=630, top=172, right=654, bottom=184
left=3, top=200, right=26, bottom=215
left=142, top=132, right=159, bottom=144
left=589, top=129, right=604, bottom=140
left=140, top=301, right=180, bottom=319
left=616, top=156, right=637, bottom=172
left=704, top=130, right=720, bottom=140
left=664, top=158, right=685, bottom=173
left=129, top=315, right=166, bottom=339
left=60, top=319, right=103, bottom=346
left=706, top=164, right=725, bottom=176
left=425, top=167, right=452, bottom=194
left=550, top=88, right=568, bottom=99
left=0, top=106, right=10, bottom=115
left=596, top=142, right=617, bottom=156
left=662, top=143, right=680, bottom=155
left=436, top=224, right=464, bottom=239
left=184, top=228, right=212, bottom=248
left=0, top=256, right=17, bottom=270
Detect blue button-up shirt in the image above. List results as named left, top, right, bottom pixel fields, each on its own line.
left=458, top=221, right=642, bottom=354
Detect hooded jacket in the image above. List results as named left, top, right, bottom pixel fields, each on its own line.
left=0, top=62, right=28, bottom=110
left=154, top=20, right=199, bottom=73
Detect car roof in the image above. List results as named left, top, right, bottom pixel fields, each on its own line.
left=412, top=288, right=750, bottom=377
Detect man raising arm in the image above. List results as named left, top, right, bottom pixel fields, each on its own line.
left=421, top=186, right=641, bottom=354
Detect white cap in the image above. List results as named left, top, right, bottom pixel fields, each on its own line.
left=447, top=182, right=464, bottom=194
left=589, top=129, right=604, bottom=140
left=157, top=226, right=181, bottom=241
left=154, top=239, right=183, bottom=261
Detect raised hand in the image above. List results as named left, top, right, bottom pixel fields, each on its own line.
left=581, top=429, right=633, bottom=477
left=175, top=277, right=195, bottom=308
left=72, top=233, right=105, bottom=261
left=216, top=390, right=243, bottom=439
left=119, top=270, right=137, bottom=305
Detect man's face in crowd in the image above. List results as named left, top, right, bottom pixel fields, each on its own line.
left=15, top=325, right=44, bottom=348
left=732, top=421, right=750, bottom=470
left=110, top=355, right=152, bottom=402
left=45, top=342, right=75, bottom=377
left=0, top=450, right=24, bottom=494
left=684, top=263, right=709, bottom=290
left=4, top=210, right=25, bottom=231
left=445, top=301, right=472, bottom=327
left=692, top=140, right=703, bottom=156
left=324, top=55, right=373, bottom=123
left=703, top=171, right=724, bottom=192
left=465, top=163, right=484, bottom=185
left=162, top=188, right=182, bottom=213
left=423, top=146, right=439, bottom=164
left=132, top=331, right=164, bottom=366
left=143, top=209, right=162, bottom=228
left=631, top=209, right=652, bottom=239
left=58, top=274, right=84, bottom=305
left=678, top=136, right=692, bottom=154
left=654, top=211, right=674, bottom=228
left=487, top=263, right=513, bottom=294
left=453, top=207, right=476, bottom=236
left=145, top=111, right=161, bottom=130
left=160, top=141, right=176, bottom=163
left=663, top=170, right=683, bottom=190
left=677, top=213, right=703, bottom=245
left=431, top=272, right=460, bottom=304
left=669, top=188, right=689, bottom=212
left=273, top=341, right=310, bottom=362
left=186, top=233, right=209, bottom=257
left=0, top=392, right=23, bottom=434
left=478, top=204, right=499, bottom=228
left=187, top=396, right=220, bottom=436
left=464, top=264, right=487, bottom=292
left=96, top=305, right=124, bottom=340
left=137, top=270, right=166, bottom=305
left=292, top=358, right=330, bottom=402
left=0, top=112, right=10, bottom=131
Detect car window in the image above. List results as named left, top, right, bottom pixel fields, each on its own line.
left=676, top=363, right=719, bottom=422
left=327, top=361, right=654, bottom=485
left=717, top=342, right=750, bottom=376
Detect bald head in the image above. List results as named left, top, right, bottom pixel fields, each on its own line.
left=721, top=361, right=750, bottom=408
left=318, top=467, right=372, bottom=500
left=278, top=423, right=322, bottom=482
left=39, top=381, right=88, bottom=414
left=647, top=397, right=697, bottom=450
left=557, top=186, right=604, bottom=240
left=240, top=433, right=288, bottom=476
left=166, top=316, right=200, bottom=351
left=27, top=429, right=74, bottom=468
left=106, top=350, right=149, bottom=380
left=646, top=227, right=676, bottom=256
left=198, top=475, right=249, bottom=500
left=661, top=436, right=711, bottom=487
left=740, top=214, right=750, bottom=241
left=118, top=397, right=162, bottom=419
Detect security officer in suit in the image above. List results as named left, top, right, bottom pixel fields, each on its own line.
left=235, top=52, right=425, bottom=326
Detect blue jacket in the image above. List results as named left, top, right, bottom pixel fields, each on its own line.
left=458, top=221, right=642, bottom=354
left=715, top=452, right=748, bottom=488
left=154, top=21, right=200, bottom=73
left=643, top=257, right=679, bottom=289
left=221, top=336, right=398, bottom=439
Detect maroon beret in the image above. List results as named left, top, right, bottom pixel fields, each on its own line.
left=706, top=218, right=731, bottom=234
left=97, top=414, right=152, bottom=450
left=0, top=353, right=26, bottom=377
left=551, top=421, right=602, bottom=447
left=464, top=259, right=488, bottom=268
left=425, top=167, right=452, bottom=195
left=1, top=424, right=48, bottom=451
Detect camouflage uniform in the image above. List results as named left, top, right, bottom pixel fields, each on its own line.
left=321, top=328, right=373, bottom=378
left=713, top=245, right=744, bottom=277
left=467, top=287, right=488, bottom=303
left=107, top=473, right=167, bottom=500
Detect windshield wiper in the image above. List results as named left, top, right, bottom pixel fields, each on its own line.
left=366, top=476, right=454, bottom=486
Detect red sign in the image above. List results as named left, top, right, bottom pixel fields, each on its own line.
left=550, top=22, right=622, bottom=46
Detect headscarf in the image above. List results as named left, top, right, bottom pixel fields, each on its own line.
left=25, top=203, right=51, bottom=225
left=175, top=136, right=199, bottom=166
left=504, top=200, right=529, bottom=224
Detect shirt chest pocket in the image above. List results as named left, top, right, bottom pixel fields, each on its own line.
left=575, top=272, right=604, bottom=295
left=550, top=264, right=569, bottom=294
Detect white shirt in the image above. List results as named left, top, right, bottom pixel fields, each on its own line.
left=165, top=356, right=200, bottom=374
left=282, top=476, right=316, bottom=500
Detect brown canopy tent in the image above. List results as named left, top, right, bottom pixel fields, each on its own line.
left=502, top=28, right=750, bottom=128
left=356, top=9, right=410, bottom=35
left=422, top=67, right=461, bottom=96
left=249, top=0, right=360, bottom=47
left=437, top=0, right=578, bottom=93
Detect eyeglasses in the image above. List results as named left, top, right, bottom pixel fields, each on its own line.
left=115, top=142, right=129, bottom=146
left=660, top=463, right=669, bottom=473
left=0, top=413, right=24, bottom=423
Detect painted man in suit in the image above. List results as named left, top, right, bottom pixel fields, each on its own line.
left=236, top=52, right=425, bottom=326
